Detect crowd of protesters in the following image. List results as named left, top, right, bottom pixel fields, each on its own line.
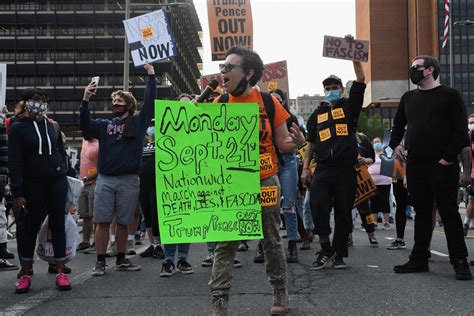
left=0, top=46, right=473, bottom=315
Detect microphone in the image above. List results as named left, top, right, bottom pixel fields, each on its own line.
left=196, top=80, right=219, bottom=103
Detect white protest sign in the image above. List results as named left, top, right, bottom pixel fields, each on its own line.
left=0, top=64, right=6, bottom=108
left=323, top=35, right=369, bottom=62
left=123, top=10, right=176, bottom=67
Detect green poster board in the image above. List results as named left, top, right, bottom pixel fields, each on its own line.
left=154, top=100, right=262, bottom=244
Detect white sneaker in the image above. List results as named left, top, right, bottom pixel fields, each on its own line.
left=126, top=240, right=136, bottom=255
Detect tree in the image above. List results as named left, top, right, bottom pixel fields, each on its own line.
left=358, top=113, right=385, bottom=141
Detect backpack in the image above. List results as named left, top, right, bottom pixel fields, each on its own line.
left=219, top=92, right=284, bottom=166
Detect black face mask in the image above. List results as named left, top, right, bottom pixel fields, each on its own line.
left=113, top=105, right=127, bottom=117
left=409, top=68, right=426, bottom=85
left=230, top=76, right=249, bottom=97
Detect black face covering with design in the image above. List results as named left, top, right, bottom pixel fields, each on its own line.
left=230, top=76, right=249, bottom=97
left=113, top=104, right=127, bottom=117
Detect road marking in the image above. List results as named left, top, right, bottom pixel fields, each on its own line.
left=384, top=237, right=395, bottom=240
left=430, top=250, right=449, bottom=257
left=367, top=265, right=379, bottom=268
left=3, top=245, right=148, bottom=315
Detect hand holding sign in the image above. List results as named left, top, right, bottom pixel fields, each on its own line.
left=143, top=61, right=155, bottom=75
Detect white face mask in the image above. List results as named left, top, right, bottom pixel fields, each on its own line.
left=469, top=123, right=474, bottom=131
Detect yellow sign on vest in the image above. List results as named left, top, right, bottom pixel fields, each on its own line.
left=335, top=124, right=349, bottom=136
left=331, top=108, right=345, bottom=120
left=319, top=128, right=331, bottom=142
left=317, top=112, right=328, bottom=124
left=260, top=186, right=279, bottom=206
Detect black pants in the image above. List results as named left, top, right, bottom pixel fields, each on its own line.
left=393, top=180, right=408, bottom=239
left=16, top=176, right=68, bottom=261
left=139, top=170, right=159, bottom=237
left=407, top=160, right=468, bottom=261
left=310, top=164, right=357, bottom=258
left=356, top=200, right=375, bottom=234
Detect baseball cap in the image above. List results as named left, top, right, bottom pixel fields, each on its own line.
left=322, top=75, right=343, bottom=86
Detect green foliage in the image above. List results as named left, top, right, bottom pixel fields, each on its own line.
left=357, top=112, right=385, bottom=141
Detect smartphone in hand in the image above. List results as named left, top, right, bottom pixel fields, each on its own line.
left=91, top=76, right=100, bottom=94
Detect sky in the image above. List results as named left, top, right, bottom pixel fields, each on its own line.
left=193, top=0, right=356, bottom=98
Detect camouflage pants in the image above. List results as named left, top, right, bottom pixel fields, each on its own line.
left=209, top=175, right=287, bottom=297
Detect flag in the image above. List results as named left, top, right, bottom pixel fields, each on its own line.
left=442, top=0, right=450, bottom=49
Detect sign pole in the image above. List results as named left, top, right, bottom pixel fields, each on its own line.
left=123, top=0, right=131, bottom=91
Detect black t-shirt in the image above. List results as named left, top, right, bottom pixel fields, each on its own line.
left=389, top=85, right=469, bottom=162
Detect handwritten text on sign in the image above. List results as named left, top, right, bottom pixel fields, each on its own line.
left=323, top=35, right=369, bottom=62
left=154, top=100, right=262, bottom=244
left=207, top=0, right=253, bottom=61
left=123, top=10, right=176, bottom=67
left=353, top=164, right=377, bottom=207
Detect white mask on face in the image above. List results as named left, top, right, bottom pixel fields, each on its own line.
left=469, top=123, right=474, bottom=131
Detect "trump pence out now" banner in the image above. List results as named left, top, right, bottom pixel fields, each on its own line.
left=207, top=0, right=253, bottom=61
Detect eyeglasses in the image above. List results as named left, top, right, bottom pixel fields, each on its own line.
left=410, top=64, right=426, bottom=70
left=324, top=85, right=340, bottom=92
left=219, top=63, right=242, bottom=72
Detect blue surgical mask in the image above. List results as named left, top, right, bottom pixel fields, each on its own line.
left=146, top=127, right=154, bottom=137
left=325, top=90, right=341, bottom=102
left=374, top=143, right=383, bottom=152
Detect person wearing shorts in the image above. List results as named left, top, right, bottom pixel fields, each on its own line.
left=80, top=62, right=156, bottom=276
left=77, top=137, right=98, bottom=252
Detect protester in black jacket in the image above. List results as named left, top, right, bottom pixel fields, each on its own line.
left=8, top=88, right=71, bottom=293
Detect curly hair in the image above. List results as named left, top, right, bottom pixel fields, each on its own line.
left=111, top=90, right=138, bottom=116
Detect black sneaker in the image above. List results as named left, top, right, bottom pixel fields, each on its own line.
left=177, top=260, right=194, bottom=274
left=393, top=260, right=429, bottom=273
left=91, top=261, right=106, bottom=276
left=140, top=245, right=155, bottom=258
left=115, top=258, right=141, bottom=271
left=451, top=258, right=472, bottom=280
left=76, top=242, right=91, bottom=252
left=233, top=259, right=243, bottom=268
left=368, top=235, right=379, bottom=247
left=333, top=257, right=348, bottom=269
left=387, top=240, right=406, bottom=250
left=153, top=245, right=165, bottom=259
left=389, top=216, right=394, bottom=224
left=160, top=261, right=175, bottom=277
left=470, top=260, right=474, bottom=267
left=0, top=247, right=15, bottom=259
left=201, top=253, right=214, bottom=267
left=0, top=259, right=19, bottom=271
left=237, top=241, right=249, bottom=252
left=254, top=241, right=264, bottom=263
left=463, top=224, right=470, bottom=237
left=310, top=250, right=336, bottom=270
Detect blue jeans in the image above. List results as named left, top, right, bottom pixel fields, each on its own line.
left=164, top=243, right=190, bottom=262
left=207, top=242, right=216, bottom=254
left=300, top=189, right=314, bottom=230
left=278, top=153, right=298, bottom=241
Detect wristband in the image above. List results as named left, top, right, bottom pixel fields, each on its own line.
left=298, top=141, right=307, bottom=149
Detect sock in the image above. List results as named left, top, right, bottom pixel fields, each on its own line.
left=464, top=217, right=469, bottom=225
left=116, top=253, right=125, bottom=261
left=128, top=235, right=134, bottom=241
left=97, top=254, right=106, bottom=262
left=321, top=241, right=332, bottom=253
left=110, top=235, right=116, bottom=242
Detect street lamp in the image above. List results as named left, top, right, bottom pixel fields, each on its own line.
left=453, top=19, right=474, bottom=26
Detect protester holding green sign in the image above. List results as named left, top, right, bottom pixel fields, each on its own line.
left=207, top=47, right=305, bottom=316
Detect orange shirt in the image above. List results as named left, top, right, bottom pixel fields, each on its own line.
left=215, top=88, right=289, bottom=179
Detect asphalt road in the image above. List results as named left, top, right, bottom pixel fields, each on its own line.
left=1, top=209, right=473, bottom=315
